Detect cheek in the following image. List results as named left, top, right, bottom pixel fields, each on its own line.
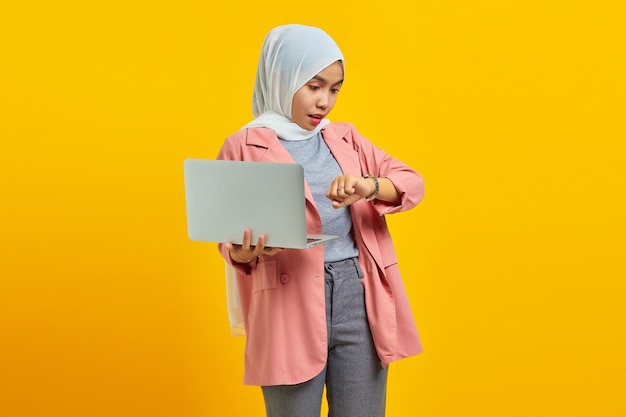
left=328, top=95, right=338, bottom=110
left=291, top=92, right=305, bottom=116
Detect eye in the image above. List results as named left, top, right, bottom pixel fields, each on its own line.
left=308, top=85, right=320, bottom=90
left=331, top=88, right=341, bottom=94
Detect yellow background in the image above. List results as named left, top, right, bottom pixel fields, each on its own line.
left=1, top=1, right=625, bottom=416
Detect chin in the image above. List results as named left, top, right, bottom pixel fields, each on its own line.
left=296, top=122, right=316, bottom=131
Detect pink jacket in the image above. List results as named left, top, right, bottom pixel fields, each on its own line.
left=217, top=122, right=424, bottom=386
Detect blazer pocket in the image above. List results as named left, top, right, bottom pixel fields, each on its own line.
left=251, top=259, right=277, bottom=293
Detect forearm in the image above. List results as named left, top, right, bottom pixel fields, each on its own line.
left=365, top=176, right=400, bottom=204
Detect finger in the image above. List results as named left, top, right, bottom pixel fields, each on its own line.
left=332, top=193, right=361, bottom=208
left=241, top=228, right=253, bottom=249
left=345, top=177, right=357, bottom=194
left=342, top=194, right=362, bottom=206
left=326, top=178, right=340, bottom=199
left=254, top=234, right=267, bottom=253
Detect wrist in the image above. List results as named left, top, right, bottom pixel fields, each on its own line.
left=363, top=175, right=379, bottom=201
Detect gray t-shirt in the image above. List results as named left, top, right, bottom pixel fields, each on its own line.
left=280, top=133, right=359, bottom=262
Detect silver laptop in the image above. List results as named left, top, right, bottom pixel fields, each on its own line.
left=183, top=159, right=338, bottom=249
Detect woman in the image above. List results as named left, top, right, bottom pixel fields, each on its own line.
left=217, top=24, right=424, bottom=417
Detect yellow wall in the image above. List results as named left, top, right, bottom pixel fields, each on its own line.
left=1, top=1, right=624, bottom=416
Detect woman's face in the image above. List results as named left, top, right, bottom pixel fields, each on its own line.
left=291, top=61, right=344, bottom=130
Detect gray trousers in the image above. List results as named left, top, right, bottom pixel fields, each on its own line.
left=262, top=257, right=388, bottom=417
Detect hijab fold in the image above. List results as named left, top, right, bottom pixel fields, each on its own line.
left=241, top=24, right=344, bottom=141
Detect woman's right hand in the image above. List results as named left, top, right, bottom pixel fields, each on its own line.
left=225, top=228, right=284, bottom=263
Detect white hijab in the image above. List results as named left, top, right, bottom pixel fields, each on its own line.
left=241, top=24, right=344, bottom=141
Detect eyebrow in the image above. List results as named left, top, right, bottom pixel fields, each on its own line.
left=312, top=75, right=344, bottom=86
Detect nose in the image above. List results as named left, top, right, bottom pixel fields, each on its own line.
left=316, top=92, right=330, bottom=109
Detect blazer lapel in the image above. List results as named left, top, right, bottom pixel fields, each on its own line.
left=321, top=124, right=362, bottom=177
left=322, top=124, right=387, bottom=270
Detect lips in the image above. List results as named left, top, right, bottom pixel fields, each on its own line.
left=308, top=114, right=324, bottom=125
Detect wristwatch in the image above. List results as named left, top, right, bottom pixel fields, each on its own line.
left=363, top=174, right=379, bottom=201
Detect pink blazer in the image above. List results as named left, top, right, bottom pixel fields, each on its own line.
left=218, top=122, right=424, bottom=386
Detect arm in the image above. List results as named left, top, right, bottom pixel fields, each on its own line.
left=326, top=125, right=424, bottom=211
left=326, top=175, right=400, bottom=208
left=355, top=128, right=424, bottom=214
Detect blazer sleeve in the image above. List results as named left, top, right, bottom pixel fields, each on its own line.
left=349, top=125, right=425, bottom=215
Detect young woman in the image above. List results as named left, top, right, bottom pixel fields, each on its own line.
left=217, top=24, right=424, bottom=417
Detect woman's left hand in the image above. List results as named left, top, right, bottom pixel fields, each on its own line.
left=326, top=175, right=376, bottom=208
